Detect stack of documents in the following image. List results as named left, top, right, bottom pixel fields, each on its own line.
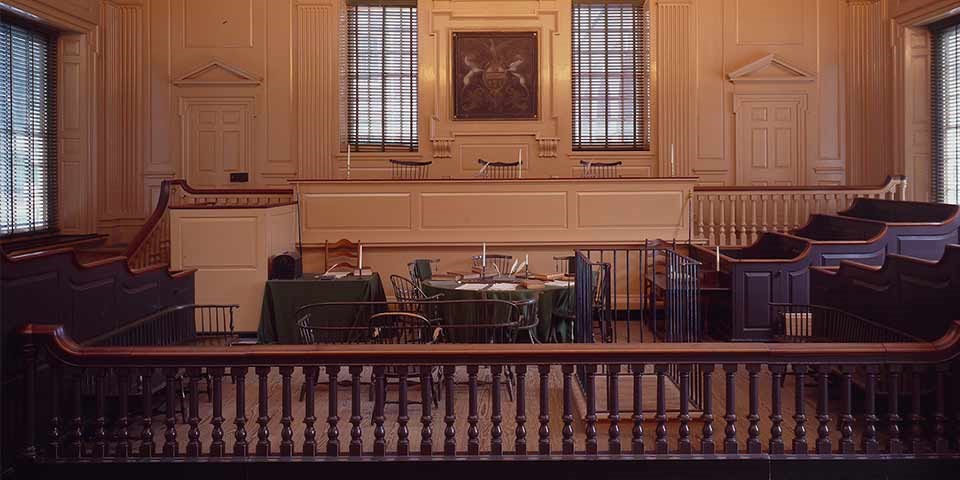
left=455, top=283, right=488, bottom=291
left=487, top=283, right=518, bottom=291
left=545, top=280, right=574, bottom=288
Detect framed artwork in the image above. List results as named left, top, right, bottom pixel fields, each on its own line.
left=452, top=31, right=538, bottom=120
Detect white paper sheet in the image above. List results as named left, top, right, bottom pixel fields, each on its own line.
left=487, top=283, right=518, bottom=291
left=545, top=280, right=574, bottom=288
left=455, top=283, right=488, bottom=291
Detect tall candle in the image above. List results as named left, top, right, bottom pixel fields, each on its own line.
left=359, top=244, right=363, bottom=269
left=715, top=246, right=720, bottom=272
left=518, top=147, right=523, bottom=179
left=482, top=242, right=486, bottom=268
left=346, top=144, right=352, bottom=179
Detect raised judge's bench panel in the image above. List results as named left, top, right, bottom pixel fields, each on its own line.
left=295, top=177, right=695, bottom=246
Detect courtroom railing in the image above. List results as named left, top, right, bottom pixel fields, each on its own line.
left=17, top=321, right=960, bottom=463
left=693, top=175, right=907, bottom=246
left=125, top=180, right=295, bottom=270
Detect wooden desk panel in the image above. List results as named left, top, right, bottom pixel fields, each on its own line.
left=294, top=177, right=696, bottom=246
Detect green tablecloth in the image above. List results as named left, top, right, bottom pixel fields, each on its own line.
left=257, top=273, right=387, bottom=344
left=421, top=280, right=574, bottom=342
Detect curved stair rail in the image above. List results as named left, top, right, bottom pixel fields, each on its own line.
left=693, top=175, right=907, bottom=246
left=16, top=320, right=960, bottom=463
left=125, top=180, right=295, bottom=270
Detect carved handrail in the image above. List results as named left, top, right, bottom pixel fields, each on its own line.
left=692, top=175, right=908, bottom=245
left=124, top=180, right=295, bottom=270
left=23, top=319, right=960, bottom=368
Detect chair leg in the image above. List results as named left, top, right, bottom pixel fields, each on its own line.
left=505, top=367, right=516, bottom=402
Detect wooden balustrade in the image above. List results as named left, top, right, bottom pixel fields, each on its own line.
left=125, top=180, right=295, bottom=271
left=16, top=321, right=960, bottom=463
left=693, top=176, right=907, bottom=246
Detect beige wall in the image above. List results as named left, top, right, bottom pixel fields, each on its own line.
left=7, top=0, right=960, bottom=238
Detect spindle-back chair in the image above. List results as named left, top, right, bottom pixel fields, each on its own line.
left=471, top=254, right=514, bottom=276
left=389, top=159, right=432, bottom=179
left=476, top=159, right=520, bottom=179
left=579, top=160, right=622, bottom=178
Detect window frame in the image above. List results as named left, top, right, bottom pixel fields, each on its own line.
left=344, top=0, right=419, bottom=154
left=571, top=0, right=651, bottom=152
left=0, top=13, right=59, bottom=238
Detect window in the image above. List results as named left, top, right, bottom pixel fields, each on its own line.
left=933, top=17, right=960, bottom=204
left=572, top=0, right=650, bottom=151
left=1, top=14, right=57, bottom=236
left=346, top=0, right=418, bottom=152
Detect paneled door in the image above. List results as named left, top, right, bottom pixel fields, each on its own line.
left=734, top=94, right=807, bottom=186
left=182, top=98, right=254, bottom=188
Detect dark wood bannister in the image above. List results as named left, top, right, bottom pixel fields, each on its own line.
left=14, top=322, right=960, bottom=473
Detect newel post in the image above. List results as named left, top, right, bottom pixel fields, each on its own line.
left=19, top=326, right=41, bottom=462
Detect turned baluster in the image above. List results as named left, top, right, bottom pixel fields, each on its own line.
left=279, top=366, right=294, bottom=456
left=92, top=369, right=107, bottom=458
left=444, top=365, right=457, bottom=455
left=373, top=365, right=386, bottom=456
left=70, top=369, right=83, bottom=458
left=769, top=365, right=785, bottom=454
left=707, top=196, right=717, bottom=245
left=232, top=367, right=249, bottom=456
left=186, top=368, right=203, bottom=457
left=608, top=364, right=622, bottom=454
left=163, top=368, right=179, bottom=457
left=491, top=365, right=504, bottom=455
left=141, top=367, right=155, bottom=457
left=700, top=365, right=716, bottom=454
left=302, top=367, right=318, bottom=456
left=863, top=366, right=880, bottom=454
left=420, top=366, right=434, bottom=455
left=115, top=369, right=131, bottom=458
left=839, top=366, right=855, bottom=454
left=538, top=364, right=551, bottom=455
left=750, top=195, right=758, bottom=243
left=47, top=366, right=62, bottom=459
left=746, top=365, right=761, bottom=454
left=888, top=366, right=903, bottom=453
left=793, top=194, right=801, bottom=230
left=761, top=194, right=769, bottom=234
left=398, top=366, right=410, bottom=456
left=910, top=366, right=926, bottom=454
left=585, top=365, right=598, bottom=454
left=349, top=365, right=363, bottom=456
left=255, top=366, right=271, bottom=456
left=815, top=365, right=831, bottom=454
left=740, top=194, right=749, bottom=245
left=655, top=364, right=668, bottom=454
left=631, top=364, right=645, bottom=454
left=678, top=364, right=692, bottom=454
left=562, top=365, right=575, bottom=455
left=719, top=197, right=727, bottom=245
left=697, top=194, right=705, bottom=239
left=515, top=365, right=528, bottom=454
left=722, top=364, right=737, bottom=454
left=933, top=365, right=948, bottom=453
left=208, top=367, right=225, bottom=457
left=322, top=366, right=337, bottom=456
left=467, top=365, right=480, bottom=455
left=792, top=364, right=808, bottom=454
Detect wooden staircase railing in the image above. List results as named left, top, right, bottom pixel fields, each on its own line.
left=16, top=321, right=960, bottom=463
left=693, top=175, right=908, bottom=246
left=124, top=180, right=295, bottom=270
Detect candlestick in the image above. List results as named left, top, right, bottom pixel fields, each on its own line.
left=346, top=143, right=352, bottom=179
left=715, top=245, right=720, bottom=272
left=359, top=244, right=363, bottom=269
left=482, top=242, right=486, bottom=268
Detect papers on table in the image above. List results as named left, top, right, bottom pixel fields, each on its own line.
left=455, top=283, right=488, bottom=291
left=315, top=271, right=350, bottom=280
left=545, top=280, right=574, bottom=288
left=487, top=283, right=518, bottom=291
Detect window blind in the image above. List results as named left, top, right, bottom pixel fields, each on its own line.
left=347, top=0, right=418, bottom=152
left=0, top=14, right=57, bottom=237
left=932, top=17, right=960, bottom=204
left=572, top=0, right=650, bottom=151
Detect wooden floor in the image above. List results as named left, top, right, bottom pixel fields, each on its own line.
left=130, top=359, right=883, bottom=456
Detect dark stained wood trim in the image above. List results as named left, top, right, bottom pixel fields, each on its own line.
left=168, top=202, right=299, bottom=210
left=289, top=176, right=699, bottom=184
